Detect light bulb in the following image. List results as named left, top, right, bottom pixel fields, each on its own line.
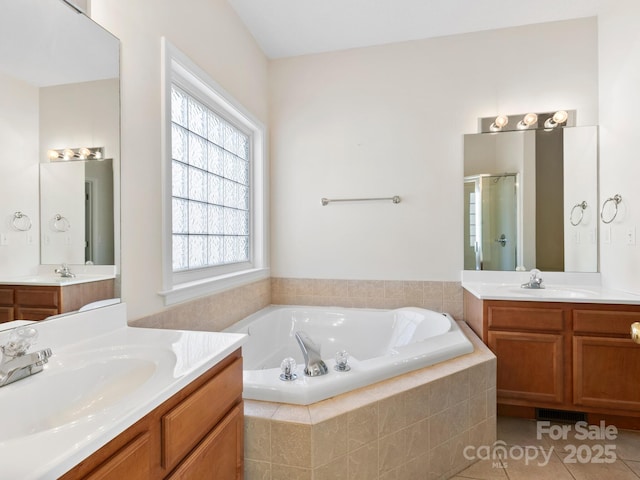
left=78, top=147, right=91, bottom=159
left=522, top=113, right=538, bottom=126
left=94, top=149, right=103, bottom=160
left=553, top=110, right=568, bottom=124
left=47, top=149, right=60, bottom=160
left=544, top=110, right=569, bottom=129
left=63, top=149, right=75, bottom=160
left=494, top=115, right=509, bottom=128
left=517, top=113, right=538, bottom=129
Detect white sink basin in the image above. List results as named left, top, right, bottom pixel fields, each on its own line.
left=0, top=347, right=173, bottom=442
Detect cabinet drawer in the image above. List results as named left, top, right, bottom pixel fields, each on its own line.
left=488, top=306, right=565, bottom=332
left=15, top=288, right=59, bottom=307
left=573, top=310, right=640, bottom=336
left=15, top=307, right=58, bottom=321
left=85, top=432, right=151, bottom=480
left=0, top=288, right=14, bottom=305
left=162, top=357, right=243, bottom=470
left=168, top=403, right=243, bottom=480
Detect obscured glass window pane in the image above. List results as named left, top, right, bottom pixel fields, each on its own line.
left=170, top=85, right=250, bottom=271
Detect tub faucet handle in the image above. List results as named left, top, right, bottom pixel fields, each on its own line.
left=280, top=357, right=298, bottom=381
left=334, top=350, right=351, bottom=372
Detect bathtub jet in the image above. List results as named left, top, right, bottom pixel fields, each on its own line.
left=225, top=305, right=475, bottom=405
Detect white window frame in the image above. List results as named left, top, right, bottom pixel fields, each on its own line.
left=159, top=38, right=268, bottom=305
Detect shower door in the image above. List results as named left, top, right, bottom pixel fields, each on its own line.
left=464, top=174, right=517, bottom=270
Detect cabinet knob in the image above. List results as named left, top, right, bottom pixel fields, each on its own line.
left=632, top=322, right=640, bottom=344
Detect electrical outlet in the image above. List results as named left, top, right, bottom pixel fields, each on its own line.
left=627, top=227, right=636, bottom=246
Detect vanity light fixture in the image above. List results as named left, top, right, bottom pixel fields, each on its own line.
left=47, top=147, right=104, bottom=162
left=490, top=115, right=509, bottom=132
left=517, top=113, right=538, bottom=129
left=478, top=110, right=576, bottom=133
left=544, top=110, right=569, bottom=129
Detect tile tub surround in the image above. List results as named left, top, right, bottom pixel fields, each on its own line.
left=130, top=278, right=271, bottom=331
left=271, top=278, right=464, bottom=320
left=244, top=322, right=496, bottom=480
left=129, top=277, right=463, bottom=332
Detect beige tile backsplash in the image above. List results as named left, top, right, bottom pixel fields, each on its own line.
left=130, top=277, right=464, bottom=331
left=272, top=278, right=464, bottom=320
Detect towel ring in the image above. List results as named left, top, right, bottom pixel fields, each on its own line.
left=52, top=214, right=71, bottom=232
left=600, top=194, right=622, bottom=224
left=570, top=201, right=588, bottom=226
left=11, top=211, right=32, bottom=231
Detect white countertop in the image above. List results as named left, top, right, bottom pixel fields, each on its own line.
left=0, top=303, right=247, bottom=479
left=463, top=282, right=640, bottom=304
left=0, top=265, right=117, bottom=286
left=0, top=273, right=116, bottom=286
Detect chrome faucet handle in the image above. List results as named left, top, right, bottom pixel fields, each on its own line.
left=2, top=327, right=38, bottom=357
left=334, top=350, right=351, bottom=372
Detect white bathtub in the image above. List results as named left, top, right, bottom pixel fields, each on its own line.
left=226, top=305, right=475, bottom=405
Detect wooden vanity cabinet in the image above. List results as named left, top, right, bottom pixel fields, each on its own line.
left=464, top=289, right=640, bottom=426
left=60, top=349, right=244, bottom=480
left=0, top=280, right=115, bottom=323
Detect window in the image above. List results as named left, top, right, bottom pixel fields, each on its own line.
left=170, top=85, right=251, bottom=271
left=161, top=39, right=268, bottom=305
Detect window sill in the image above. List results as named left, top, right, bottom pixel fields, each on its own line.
left=158, top=267, right=270, bottom=306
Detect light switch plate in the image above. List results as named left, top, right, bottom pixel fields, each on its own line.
left=627, top=227, right=636, bottom=246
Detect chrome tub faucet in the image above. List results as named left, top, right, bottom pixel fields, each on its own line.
left=0, top=327, right=52, bottom=387
left=294, top=331, right=328, bottom=377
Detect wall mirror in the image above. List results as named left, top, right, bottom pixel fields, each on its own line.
left=0, top=0, right=120, bottom=275
left=463, top=126, right=598, bottom=272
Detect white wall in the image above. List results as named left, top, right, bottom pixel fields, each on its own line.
left=0, top=72, right=40, bottom=275
left=90, top=0, right=269, bottom=320
left=598, top=0, right=640, bottom=294
left=270, top=18, right=598, bottom=281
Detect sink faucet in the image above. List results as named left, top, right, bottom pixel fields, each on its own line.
left=521, top=268, right=544, bottom=289
left=54, top=263, right=75, bottom=278
left=0, top=327, right=52, bottom=387
left=294, top=331, right=328, bottom=377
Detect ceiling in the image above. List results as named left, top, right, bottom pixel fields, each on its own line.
left=227, top=0, right=610, bottom=59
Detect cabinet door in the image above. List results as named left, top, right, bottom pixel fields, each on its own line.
left=0, top=307, right=15, bottom=323
left=168, top=403, right=243, bottom=480
left=574, top=336, right=640, bottom=411
left=489, top=330, right=565, bottom=404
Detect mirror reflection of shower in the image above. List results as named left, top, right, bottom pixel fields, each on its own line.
left=464, top=173, right=518, bottom=271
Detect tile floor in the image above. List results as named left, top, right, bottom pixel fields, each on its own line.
left=453, top=416, right=640, bottom=480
